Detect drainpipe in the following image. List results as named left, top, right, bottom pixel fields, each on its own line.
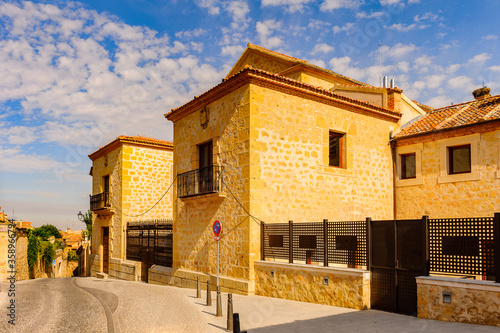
left=390, top=135, right=397, bottom=220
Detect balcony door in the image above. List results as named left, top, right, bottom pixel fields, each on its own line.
left=198, top=141, right=213, bottom=193
left=103, top=175, right=110, bottom=207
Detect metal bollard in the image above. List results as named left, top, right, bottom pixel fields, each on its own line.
left=226, top=294, right=233, bottom=332
left=216, top=286, right=223, bottom=317
left=206, top=280, right=212, bottom=306
left=196, top=276, right=201, bottom=298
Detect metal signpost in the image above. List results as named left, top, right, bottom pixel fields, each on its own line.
left=212, top=220, right=222, bottom=317
left=213, top=220, right=222, bottom=286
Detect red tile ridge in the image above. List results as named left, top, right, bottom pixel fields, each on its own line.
left=166, top=65, right=402, bottom=121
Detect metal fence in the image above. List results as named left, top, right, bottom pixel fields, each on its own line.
left=261, top=214, right=500, bottom=282
left=429, top=216, right=499, bottom=280
left=262, top=219, right=368, bottom=267
left=126, top=219, right=173, bottom=267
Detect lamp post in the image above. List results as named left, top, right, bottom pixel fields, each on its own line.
left=77, top=211, right=83, bottom=222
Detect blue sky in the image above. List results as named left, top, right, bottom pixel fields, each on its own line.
left=0, top=0, right=499, bottom=230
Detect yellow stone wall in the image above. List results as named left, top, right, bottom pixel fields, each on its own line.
left=91, top=141, right=174, bottom=276
left=250, top=84, right=397, bottom=223
left=173, top=85, right=253, bottom=285
left=255, top=261, right=370, bottom=310
left=0, top=222, right=9, bottom=282
left=91, top=146, right=121, bottom=270
left=230, top=52, right=291, bottom=76
left=417, top=276, right=500, bottom=327
left=396, top=130, right=500, bottom=219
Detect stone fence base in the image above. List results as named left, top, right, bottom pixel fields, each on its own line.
left=254, top=261, right=370, bottom=310
left=148, top=265, right=251, bottom=295
left=108, top=258, right=142, bottom=281
left=417, top=276, right=500, bottom=327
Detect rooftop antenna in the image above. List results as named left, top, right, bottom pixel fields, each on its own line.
left=379, top=41, right=382, bottom=87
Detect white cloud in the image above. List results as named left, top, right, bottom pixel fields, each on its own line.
left=425, top=95, right=452, bottom=108
left=221, top=45, right=245, bottom=58
left=308, top=19, right=331, bottom=30
left=0, top=146, right=59, bottom=173
left=447, top=76, right=475, bottom=92
left=196, top=0, right=221, bottom=15
left=379, top=43, right=418, bottom=59
left=261, top=0, right=314, bottom=12
left=489, top=66, right=500, bottom=72
left=226, top=1, right=250, bottom=29
left=310, top=43, right=334, bottom=55
left=414, top=12, right=439, bottom=22
left=379, top=0, right=404, bottom=5
left=467, top=53, right=491, bottom=65
left=0, top=126, right=37, bottom=145
left=482, top=34, right=498, bottom=41
left=256, top=20, right=283, bottom=49
left=333, top=22, right=354, bottom=34
left=356, top=11, right=387, bottom=19
left=175, top=28, right=207, bottom=39
left=320, top=0, right=361, bottom=12
left=385, top=23, right=418, bottom=32
left=308, top=58, right=326, bottom=68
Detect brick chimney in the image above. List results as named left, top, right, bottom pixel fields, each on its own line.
left=472, top=87, right=491, bottom=100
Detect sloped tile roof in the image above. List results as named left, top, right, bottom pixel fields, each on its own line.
left=166, top=65, right=402, bottom=122
left=89, top=135, right=173, bottom=161
left=395, top=94, right=500, bottom=139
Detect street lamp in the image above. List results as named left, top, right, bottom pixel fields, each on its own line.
left=77, top=211, right=83, bottom=222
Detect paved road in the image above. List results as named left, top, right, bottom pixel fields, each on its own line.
left=1, top=277, right=499, bottom=332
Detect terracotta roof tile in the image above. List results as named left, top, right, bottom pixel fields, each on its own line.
left=166, top=65, right=402, bottom=121
left=395, top=94, right=500, bottom=139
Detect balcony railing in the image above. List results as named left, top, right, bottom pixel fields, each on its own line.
left=177, top=165, right=223, bottom=198
left=90, top=192, right=110, bottom=211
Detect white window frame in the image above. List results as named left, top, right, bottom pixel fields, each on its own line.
left=437, top=133, right=480, bottom=184
left=396, top=143, right=423, bottom=187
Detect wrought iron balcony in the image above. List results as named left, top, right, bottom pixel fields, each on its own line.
left=90, top=192, right=110, bottom=211
left=177, top=165, right=223, bottom=198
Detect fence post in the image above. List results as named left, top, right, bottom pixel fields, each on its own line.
left=261, top=222, right=265, bottom=261
left=323, top=219, right=328, bottom=267
left=422, top=215, right=430, bottom=276
left=366, top=217, right=372, bottom=270
left=289, top=220, right=293, bottom=264
left=494, top=213, right=500, bottom=283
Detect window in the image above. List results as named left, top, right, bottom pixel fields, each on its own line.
left=199, top=141, right=213, bottom=169
left=448, top=144, right=471, bottom=174
left=329, top=132, right=345, bottom=167
left=401, top=153, right=416, bottom=179
left=103, top=175, right=110, bottom=193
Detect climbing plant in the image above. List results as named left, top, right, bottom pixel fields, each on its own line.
left=27, top=230, right=41, bottom=269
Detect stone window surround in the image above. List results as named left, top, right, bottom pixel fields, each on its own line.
left=320, top=128, right=355, bottom=177
left=437, top=133, right=480, bottom=184
left=396, top=143, right=423, bottom=187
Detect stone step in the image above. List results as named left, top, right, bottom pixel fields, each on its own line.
left=96, top=272, right=109, bottom=279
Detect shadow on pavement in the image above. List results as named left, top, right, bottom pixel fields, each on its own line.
left=242, top=310, right=498, bottom=333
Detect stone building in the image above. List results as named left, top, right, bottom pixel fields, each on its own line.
left=88, top=135, right=174, bottom=280
left=394, top=87, right=500, bottom=218
left=161, top=44, right=427, bottom=295
left=0, top=208, right=10, bottom=282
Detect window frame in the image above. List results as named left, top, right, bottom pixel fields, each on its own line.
left=396, top=143, right=423, bottom=187
left=437, top=134, right=480, bottom=184
left=447, top=144, right=471, bottom=175
left=328, top=131, right=345, bottom=168
left=401, top=152, right=417, bottom=179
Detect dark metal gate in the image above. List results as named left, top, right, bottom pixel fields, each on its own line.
left=126, top=219, right=173, bottom=273
left=370, top=217, right=429, bottom=315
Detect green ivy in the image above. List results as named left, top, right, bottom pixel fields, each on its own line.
left=27, top=231, right=41, bottom=269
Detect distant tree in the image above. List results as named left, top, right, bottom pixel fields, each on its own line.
left=27, top=230, right=42, bottom=269
left=41, top=241, right=55, bottom=268
left=32, top=228, right=50, bottom=241
left=82, top=210, right=92, bottom=239
left=34, top=224, right=62, bottom=239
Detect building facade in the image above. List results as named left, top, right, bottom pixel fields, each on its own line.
left=163, top=44, right=427, bottom=294
left=394, top=88, right=500, bottom=218
left=88, top=135, right=174, bottom=280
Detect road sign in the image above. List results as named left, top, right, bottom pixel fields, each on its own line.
left=213, top=220, right=222, bottom=236
left=52, top=260, right=56, bottom=266
left=214, top=236, right=220, bottom=241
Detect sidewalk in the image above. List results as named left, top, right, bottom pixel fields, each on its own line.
left=184, top=287, right=499, bottom=333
